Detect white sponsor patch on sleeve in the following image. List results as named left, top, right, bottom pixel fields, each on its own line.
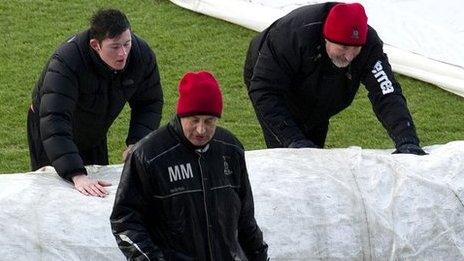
left=372, top=61, right=394, bottom=95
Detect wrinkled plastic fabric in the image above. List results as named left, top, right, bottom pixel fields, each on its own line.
left=1, top=142, right=464, bottom=260
left=170, top=0, right=464, bottom=97
left=248, top=142, right=464, bottom=259
left=0, top=165, right=126, bottom=260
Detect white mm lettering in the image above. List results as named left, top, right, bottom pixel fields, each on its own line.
left=168, top=163, right=193, bottom=182
left=181, top=163, right=193, bottom=180
left=168, top=165, right=181, bottom=182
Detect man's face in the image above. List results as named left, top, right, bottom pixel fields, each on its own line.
left=90, top=29, right=132, bottom=70
left=325, top=40, right=362, bottom=68
left=180, top=115, right=218, bottom=147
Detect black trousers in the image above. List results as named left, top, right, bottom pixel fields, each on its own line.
left=243, top=46, right=329, bottom=149
left=27, top=108, right=109, bottom=171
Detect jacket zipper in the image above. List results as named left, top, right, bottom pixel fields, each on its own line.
left=197, top=153, right=214, bottom=260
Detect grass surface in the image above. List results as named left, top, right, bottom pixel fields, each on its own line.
left=0, top=0, right=463, bottom=174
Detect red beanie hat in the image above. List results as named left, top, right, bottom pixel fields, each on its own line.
left=323, top=3, right=368, bottom=46
left=176, top=71, right=223, bottom=118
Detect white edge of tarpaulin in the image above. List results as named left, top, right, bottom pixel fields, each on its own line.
left=170, top=0, right=283, bottom=31
left=169, top=0, right=464, bottom=97
left=386, top=45, right=464, bottom=97
left=1, top=142, right=464, bottom=259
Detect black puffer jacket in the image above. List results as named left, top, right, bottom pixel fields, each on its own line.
left=244, top=2, right=419, bottom=148
left=110, top=117, right=268, bottom=260
left=31, top=30, right=163, bottom=180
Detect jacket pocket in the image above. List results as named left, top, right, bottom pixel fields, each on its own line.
left=161, top=198, right=186, bottom=237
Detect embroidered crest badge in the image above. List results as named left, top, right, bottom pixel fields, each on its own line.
left=223, top=156, right=233, bottom=176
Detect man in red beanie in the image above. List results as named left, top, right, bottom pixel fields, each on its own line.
left=111, top=71, right=269, bottom=260
left=244, top=2, right=426, bottom=155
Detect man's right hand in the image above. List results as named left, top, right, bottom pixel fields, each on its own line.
left=288, top=139, right=319, bottom=148
left=72, top=174, right=112, bottom=197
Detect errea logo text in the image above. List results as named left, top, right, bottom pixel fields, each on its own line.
left=168, top=163, right=193, bottom=182
left=372, top=61, right=394, bottom=95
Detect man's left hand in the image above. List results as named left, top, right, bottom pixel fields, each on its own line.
left=393, top=143, right=427, bottom=155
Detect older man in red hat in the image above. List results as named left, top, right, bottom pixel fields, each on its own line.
left=244, top=2, right=426, bottom=155
left=111, top=71, right=269, bottom=260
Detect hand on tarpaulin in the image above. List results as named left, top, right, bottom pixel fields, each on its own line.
left=72, top=174, right=112, bottom=197
left=393, top=143, right=427, bottom=155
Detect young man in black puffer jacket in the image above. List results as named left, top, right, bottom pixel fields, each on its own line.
left=27, top=9, right=163, bottom=197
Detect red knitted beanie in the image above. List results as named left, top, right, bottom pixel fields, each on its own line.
left=323, top=3, right=368, bottom=46
left=176, top=71, right=223, bottom=118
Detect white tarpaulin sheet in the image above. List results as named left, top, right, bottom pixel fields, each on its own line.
left=1, top=142, right=464, bottom=259
left=170, top=0, right=464, bottom=97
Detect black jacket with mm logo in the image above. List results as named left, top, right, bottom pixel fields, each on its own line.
left=30, top=30, right=163, bottom=180
left=244, top=2, right=420, bottom=148
left=110, top=117, right=268, bottom=260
